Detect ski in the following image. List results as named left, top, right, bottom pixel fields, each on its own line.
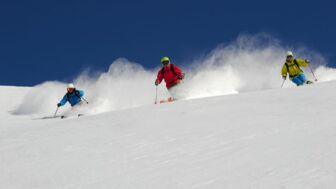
left=37, top=116, right=62, bottom=120
left=159, top=97, right=175, bottom=104
left=61, top=114, right=84, bottom=119
left=306, top=80, right=314, bottom=85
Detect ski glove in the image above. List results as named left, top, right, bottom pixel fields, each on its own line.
left=155, top=80, right=159, bottom=86
left=282, top=76, right=287, bottom=80
left=178, top=73, right=185, bottom=80
left=57, top=103, right=61, bottom=107
left=305, top=59, right=310, bottom=63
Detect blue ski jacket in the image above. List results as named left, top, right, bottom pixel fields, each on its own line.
left=59, top=90, right=84, bottom=107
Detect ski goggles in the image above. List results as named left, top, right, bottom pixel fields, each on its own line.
left=161, top=61, right=170, bottom=66
left=67, top=87, right=75, bottom=92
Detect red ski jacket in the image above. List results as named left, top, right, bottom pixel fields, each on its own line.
left=156, top=64, right=184, bottom=89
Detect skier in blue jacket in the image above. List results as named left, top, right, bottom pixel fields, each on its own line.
left=57, top=83, right=85, bottom=107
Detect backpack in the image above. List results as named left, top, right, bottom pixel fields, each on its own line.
left=285, top=59, right=303, bottom=77
left=161, top=64, right=177, bottom=77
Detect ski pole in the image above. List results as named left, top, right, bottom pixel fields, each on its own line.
left=54, top=107, right=59, bottom=117
left=308, top=65, right=318, bottom=82
left=81, top=97, right=89, bottom=104
left=281, top=79, right=286, bottom=88
left=155, top=85, right=158, bottom=104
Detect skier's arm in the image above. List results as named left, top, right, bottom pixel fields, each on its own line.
left=296, top=59, right=309, bottom=67
left=174, top=65, right=184, bottom=79
left=281, top=64, right=288, bottom=78
left=58, top=95, right=68, bottom=106
left=156, top=70, right=163, bottom=85
left=77, top=90, right=84, bottom=97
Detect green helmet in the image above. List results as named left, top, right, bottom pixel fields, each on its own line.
left=161, top=56, right=170, bottom=63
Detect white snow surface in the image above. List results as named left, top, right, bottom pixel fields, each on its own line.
left=1, top=82, right=336, bottom=189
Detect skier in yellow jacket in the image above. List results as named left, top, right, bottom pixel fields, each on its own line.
left=281, top=51, right=313, bottom=86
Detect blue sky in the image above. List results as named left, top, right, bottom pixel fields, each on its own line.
left=1, top=0, right=335, bottom=86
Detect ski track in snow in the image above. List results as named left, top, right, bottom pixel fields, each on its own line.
left=1, top=81, right=336, bottom=189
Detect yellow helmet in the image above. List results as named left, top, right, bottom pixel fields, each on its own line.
left=161, top=56, right=170, bottom=63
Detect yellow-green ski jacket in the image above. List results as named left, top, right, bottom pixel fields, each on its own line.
left=281, top=58, right=309, bottom=79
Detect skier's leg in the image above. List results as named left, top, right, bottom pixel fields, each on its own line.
left=297, top=73, right=314, bottom=84
left=71, top=101, right=85, bottom=115
left=297, top=74, right=307, bottom=83
left=291, top=76, right=304, bottom=86
left=168, top=85, right=178, bottom=100
left=168, top=83, right=185, bottom=100
left=298, top=73, right=313, bottom=84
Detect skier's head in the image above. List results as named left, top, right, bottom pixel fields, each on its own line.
left=286, top=51, right=294, bottom=62
left=161, top=56, right=170, bottom=66
left=67, top=83, right=75, bottom=93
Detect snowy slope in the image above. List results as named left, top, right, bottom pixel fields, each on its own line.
left=1, top=83, right=336, bottom=189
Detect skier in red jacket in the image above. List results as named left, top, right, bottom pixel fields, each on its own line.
left=155, top=56, right=185, bottom=101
